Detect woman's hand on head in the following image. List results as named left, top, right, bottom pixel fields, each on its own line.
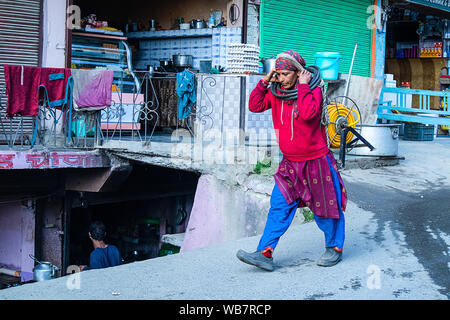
left=297, top=69, right=312, bottom=84
left=263, top=69, right=278, bottom=83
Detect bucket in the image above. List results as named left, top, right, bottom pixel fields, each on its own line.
left=314, top=52, right=342, bottom=80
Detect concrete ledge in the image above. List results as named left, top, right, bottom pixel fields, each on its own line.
left=340, top=155, right=404, bottom=170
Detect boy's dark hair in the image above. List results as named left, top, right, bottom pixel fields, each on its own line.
left=89, top=221, right=106, bottom=241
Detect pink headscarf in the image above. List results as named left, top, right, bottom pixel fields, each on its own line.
left=275, top=50, right=306, bottom=71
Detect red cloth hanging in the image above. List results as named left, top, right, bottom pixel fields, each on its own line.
left=3, top=65, right=72, bottom=117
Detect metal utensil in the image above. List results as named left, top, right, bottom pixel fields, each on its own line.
left=30, top=254, right=59, bottom=282
left=190, top=19, right=205, bottom=29
left=29, top=254, right=41, bottom=265
left=160, top=59, right=173, bottom=68
left=147, top=65, right=155, bottom=76
left=173, top=54, right=193, bottom=67
left=179, top=23, right=190, bottom=30
left=260, top=56, right=276, bottom=73
left=347, top=124, right=401, bottom=157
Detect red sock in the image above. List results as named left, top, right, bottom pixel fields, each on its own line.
left=261, top=247, right=273, bottom=258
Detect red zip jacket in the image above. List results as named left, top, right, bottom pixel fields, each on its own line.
left=249, top=79, right=329, bottom=161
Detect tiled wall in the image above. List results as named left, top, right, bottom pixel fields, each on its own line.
left=195, top=74, right=241, bottom=144
left=245, top=75, right=277, bottom=143
left=129, top=28, right=242, bottom=70
left=195, top=74, right=276, bottom=146
left=212, top=27, right=243, bottom=69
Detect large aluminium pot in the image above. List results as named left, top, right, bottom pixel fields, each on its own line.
left=346, top=124, right=401, bottom=157
left=173, top=54, right=193, bottom=67
left=261, top=56, right=276, bottom=73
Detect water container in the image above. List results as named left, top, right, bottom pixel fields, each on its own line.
left=314, top=52, right=342, bottom=80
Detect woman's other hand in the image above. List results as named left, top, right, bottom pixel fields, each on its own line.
left=263, top=69, right=278, bottom=83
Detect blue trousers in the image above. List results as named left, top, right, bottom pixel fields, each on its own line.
left=257, top=156, right=345, bottom=252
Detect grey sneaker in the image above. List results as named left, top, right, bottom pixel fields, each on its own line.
left=236, top=249, right=274, bottom=271
left=317, top=247, right=342, bottom=267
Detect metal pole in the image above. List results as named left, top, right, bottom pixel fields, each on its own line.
left=343, top=43, right=358, bottom=107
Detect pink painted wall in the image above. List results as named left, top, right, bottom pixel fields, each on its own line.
left=0, top=202, right=35, bottom=282
left=180, top=174, right=270, bottom=252
left=180, top=175, right=228, bottom=252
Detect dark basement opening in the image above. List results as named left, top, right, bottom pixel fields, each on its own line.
left=68, top=162, right=200, bottom=267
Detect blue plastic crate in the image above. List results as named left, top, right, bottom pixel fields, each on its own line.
left=403, top=123, right=434, bottom=141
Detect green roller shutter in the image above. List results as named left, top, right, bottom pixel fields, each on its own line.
left=260, top=0, right=374, bottom=77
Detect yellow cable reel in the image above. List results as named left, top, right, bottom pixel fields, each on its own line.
left=326, top=101, right=361, bottom=149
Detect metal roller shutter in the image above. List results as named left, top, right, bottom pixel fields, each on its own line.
left=260, top=0, right=374, bottom=77
left=0, top=0, right=42, bottom=144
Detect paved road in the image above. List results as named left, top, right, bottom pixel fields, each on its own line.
left=0, top=139, right=448, bottom=300
left=341, top=139, right=450, bottom=299
left=345, top=182, right=450, bottom=298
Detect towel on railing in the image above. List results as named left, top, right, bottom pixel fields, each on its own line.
left=3, top=65, right=72, bottom=116
left=71, top=69, right=114, bottom=111
left=176, top=70, right=196, bottom=120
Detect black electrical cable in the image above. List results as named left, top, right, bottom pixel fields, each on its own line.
left=270, top=65, right=323, bottom=101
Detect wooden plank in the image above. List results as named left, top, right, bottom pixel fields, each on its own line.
left=386, top=58, right=447, bottom=109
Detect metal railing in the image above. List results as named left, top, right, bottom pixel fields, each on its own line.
left=377, top=86, right=450, bottom=125
left=1, top=69, right=280, bottom=169
left=0, top=70, right=198, bottom=150
left=91, top=70, right=197, bottom=147
left=0, top=84, right=36, bottom=149
left=0, top=83, right=74, bottom=149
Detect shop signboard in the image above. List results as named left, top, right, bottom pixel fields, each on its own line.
left=0, top=151, right=109, bottom=170
left=406, top=0, right=450, bottom=10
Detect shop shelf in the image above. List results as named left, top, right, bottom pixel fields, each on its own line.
left=71, top=31, right=140, bottom=96
left=126, top=28, right=214, bottom=40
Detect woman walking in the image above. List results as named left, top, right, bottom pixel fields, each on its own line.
left=236, top=50, right=347, bottom=271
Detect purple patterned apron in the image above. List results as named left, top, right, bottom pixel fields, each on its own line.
left=274, top=151, right=347, bottom=219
